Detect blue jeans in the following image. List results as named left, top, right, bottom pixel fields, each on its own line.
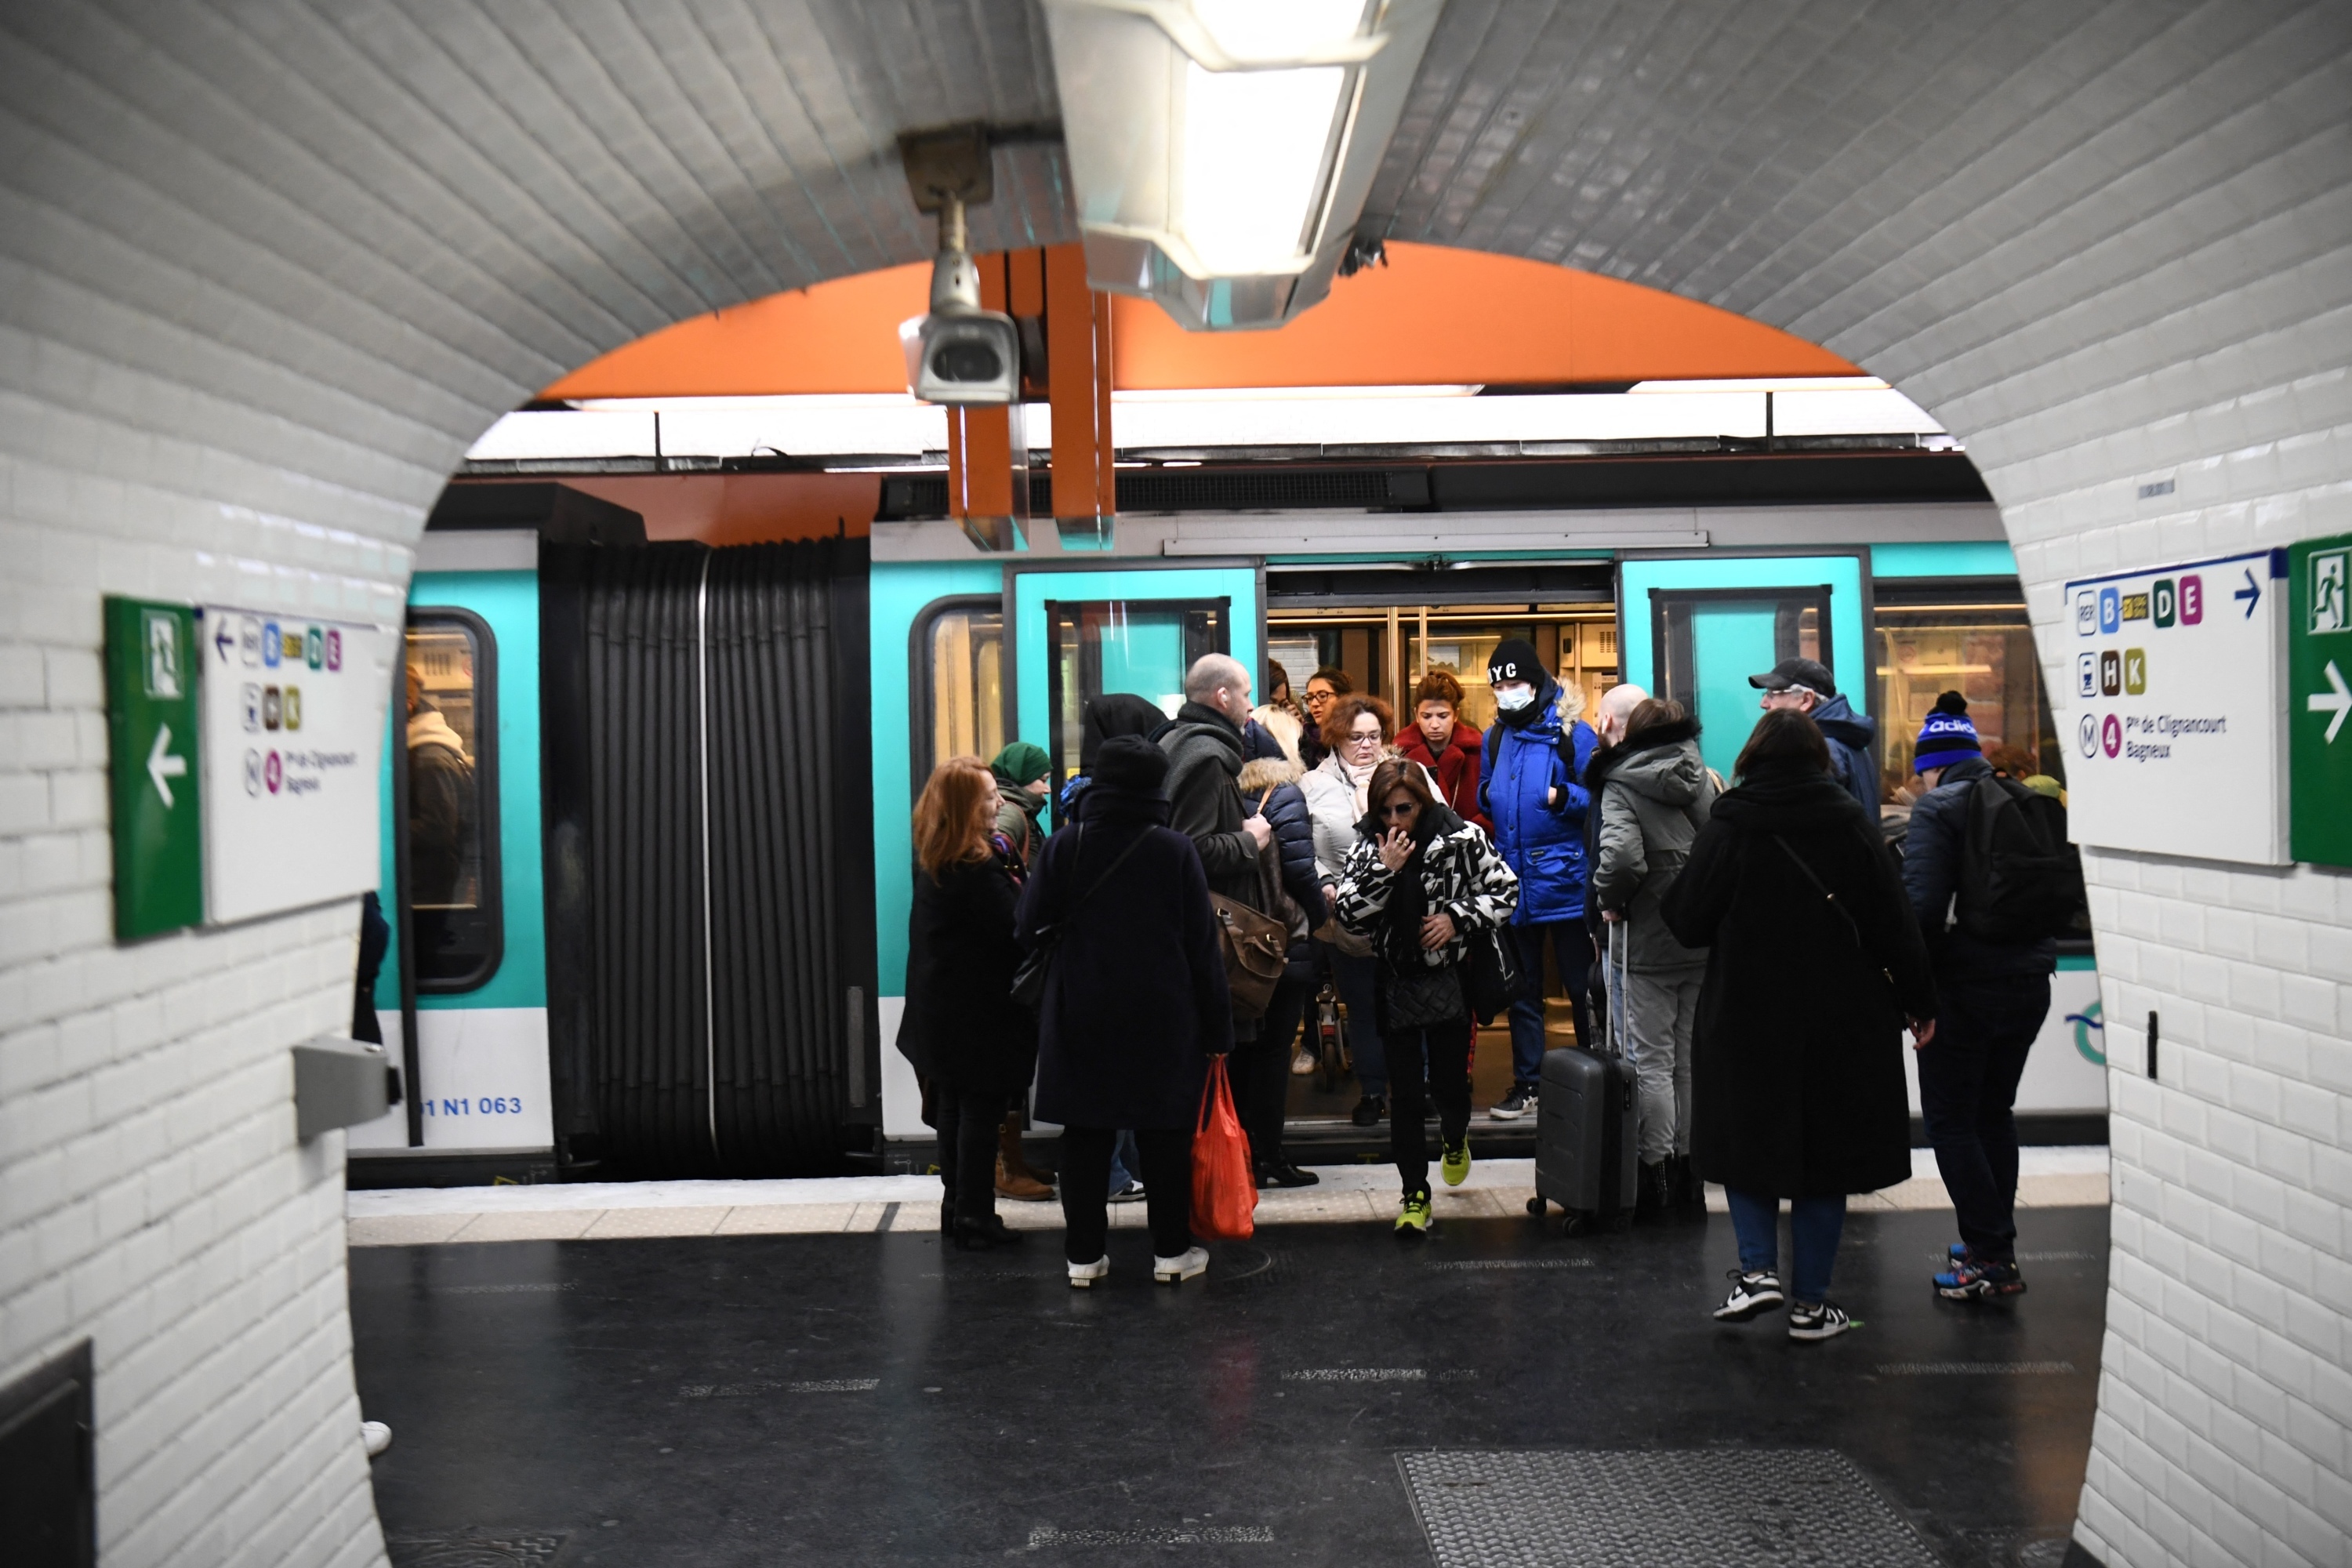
left=1506, top=920, right=1595, bottom=1091
left=1106, top=1128, right=1141, bottom=1196
left=1324, top=945, right=1385, bottom=1097
left=1726, top=1190, right=1847, bottom=1304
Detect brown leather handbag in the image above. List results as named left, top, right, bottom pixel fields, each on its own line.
left=1209, top=891, right=1289, bottom=1019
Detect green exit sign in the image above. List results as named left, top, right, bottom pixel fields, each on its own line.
left=103, top=597, right=204, bottom=938
left=2289, top=532, right=2352, bottom=867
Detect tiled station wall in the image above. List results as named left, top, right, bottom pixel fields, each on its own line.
left=0, top=2, right=2344, bottom=1565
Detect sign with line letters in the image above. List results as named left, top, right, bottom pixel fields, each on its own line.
left=2062, top=550, right=2285, bottom=864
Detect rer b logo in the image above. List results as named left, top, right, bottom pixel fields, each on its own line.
left=2314, top=550, right=2348, bottom=634
left=2098, top=586, right=2121, bottom=635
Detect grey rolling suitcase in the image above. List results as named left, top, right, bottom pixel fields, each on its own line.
left=1526, top=922, right=1639, bottom=1236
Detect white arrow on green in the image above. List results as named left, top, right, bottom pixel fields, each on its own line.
left=2312, top=660, right=2350, bottom=743
left=147, top=724, right=187, bottom=806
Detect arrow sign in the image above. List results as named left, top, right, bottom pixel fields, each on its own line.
left=2234, top=568, right=2261, bottom=618
left=2313, top=659, right=2351, bottom=744
left=147, top=723, right=187, bottom=808
left=214, top=621, right=233, bottom=662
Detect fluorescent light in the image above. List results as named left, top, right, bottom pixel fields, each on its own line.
left=1190, top=0, right=1371, bottom=61
left=1113, top=384, right=1481, bottom=401
left=1176, top=62, right=1345, bottom=275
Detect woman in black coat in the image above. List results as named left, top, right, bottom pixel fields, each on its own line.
left=898, top=757, right=1036, bottom=1250
left=1015, top=736, right=1232, bottom=1289
left=1661, top=710, right=1936, bottom=1341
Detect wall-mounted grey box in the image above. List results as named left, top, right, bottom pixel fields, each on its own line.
left=294, top=1036, right=400, bottom=1140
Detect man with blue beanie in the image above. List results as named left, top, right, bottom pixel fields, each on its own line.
left=1749, top=656, right=1878, bottom=812
left=1900, top=691, right=2056, bottom=1304
left=1479, top=638, right=1599, bottom=1119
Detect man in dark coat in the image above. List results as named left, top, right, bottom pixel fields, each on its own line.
left=1016, top=737, right=1232, bottom=1286
left=1158, top=655, right=1276, bottom=1052
left=1900, top=692, right=2056, bottom=1302
left=1661, top=710, right=1935, bottom=1340
left=1748, top=656, right=1878, bottom=813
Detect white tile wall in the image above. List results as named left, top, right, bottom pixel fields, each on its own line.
left=0, top=1, right=2343, bottom=1563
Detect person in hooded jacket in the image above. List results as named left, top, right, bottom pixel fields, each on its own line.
left=899, top=757, right=1037, bottom=1250
left=1235, top=754, right=1324, bottom=1189
left=1335, top=760, right=1519, bottom=1235
left=1900, top=692, right=2056, bottom=1303
left=1586, top=695, right=1717, bottom=1223
left=1056, top=693, right=1168, bottom=826
left=1661, top=710, right=1936, bottom=1342
left=1300, top=693, right=1396, bottom=1123
left=405, top=666, right=475, bottom=905
left=989, top=742, right=1052, bottom=866
left=1478, top=639, right=1600, bottom=1120
left=1398, top=668, right=1489, bottom=830
left=1016, top=737, right=1232, bottom=1288
left=1749, top=656, right=1878, bottom=814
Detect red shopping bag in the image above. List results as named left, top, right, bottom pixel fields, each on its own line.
left=1191, top=1055, right=1258, bottom=1241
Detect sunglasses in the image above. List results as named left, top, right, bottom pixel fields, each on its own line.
left=1380, top=801, right=1418, bottom=818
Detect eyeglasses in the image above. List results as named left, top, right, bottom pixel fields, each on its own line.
left=1345, top=730, right=1384, bottom=746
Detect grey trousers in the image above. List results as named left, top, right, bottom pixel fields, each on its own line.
left=1623, top=968, right=1702, bottom=1163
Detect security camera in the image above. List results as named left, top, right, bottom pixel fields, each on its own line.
left=906, top=198, right=1020, bottom=406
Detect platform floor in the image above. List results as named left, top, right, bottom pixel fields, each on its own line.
left=353, top=1201, right=2107, bottom=1567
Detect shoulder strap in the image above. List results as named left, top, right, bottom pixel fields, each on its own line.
left=1058, top=824, right=1151, bottom=925
left=1770, top=833, right=1864, bottom=949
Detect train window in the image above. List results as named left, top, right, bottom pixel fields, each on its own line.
left=1875, top=588, right=2062, bottom=802
left=1650, top=586, right=1831, bottom=775
left=1044, top=598, right=1228, bottom=788
left=403, top=610, right=502, bottom=992
left=916, top=599, right=1006, bottom=784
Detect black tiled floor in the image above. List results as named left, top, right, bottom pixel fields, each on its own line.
left=352, top=1206, right=2106, bottom=1566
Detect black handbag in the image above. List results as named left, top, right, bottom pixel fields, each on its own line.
left=1010, top=826, right=1148, bottom=1011
left=1463, top=924, right=1521, bottom=1025
left=1377, top=956, right=1466, bottom=1033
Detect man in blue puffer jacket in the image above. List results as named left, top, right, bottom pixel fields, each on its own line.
left=1479, top=639, right=1600, bottom=1118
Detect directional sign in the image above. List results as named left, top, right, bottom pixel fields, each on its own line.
left=2062, top=549, right=2287, bottom=864
left=197, top=606, right=395, bottom=924
left=103, top=597, right=203, bottom=938
left=2288, top=532, right=2352, bottom=866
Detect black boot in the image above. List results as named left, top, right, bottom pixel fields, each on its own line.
left=1671, top=1155, right=1708, bottom=1219
left=952, top=1214, right=1023, bottom=1250
left=1635, top=1160, right=1671, bottom=1225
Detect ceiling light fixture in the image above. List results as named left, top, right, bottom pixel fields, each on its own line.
left=1042, top=0, right=1440, bottom=332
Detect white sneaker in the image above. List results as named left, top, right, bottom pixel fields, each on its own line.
left=361, top=1420, right=393, bottom=1458
left=1290, top=1047, right=1316, bottom=1076
left=1152, top=1246, right=1209, bottom=1285
left=1067, top=1256, right=1109, bottom=1289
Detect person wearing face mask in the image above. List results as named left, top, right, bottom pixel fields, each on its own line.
left=1478, top=639, right=1600, bottom=1120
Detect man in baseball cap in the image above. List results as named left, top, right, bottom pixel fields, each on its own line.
left=1748, top=657, right=1878, bottom=811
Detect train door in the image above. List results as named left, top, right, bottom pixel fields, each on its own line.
left=1619, top=554, right=1872, bottom=776
left=1008, top=566, right=1261, bottom=810
left=350, top=564, right=554, bottom=1159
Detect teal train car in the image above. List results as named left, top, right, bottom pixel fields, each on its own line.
left=351, top=483, right=2104, bottom=1185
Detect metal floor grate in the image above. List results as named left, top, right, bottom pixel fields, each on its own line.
left=1399, top=1450, right=1941, bottom=1567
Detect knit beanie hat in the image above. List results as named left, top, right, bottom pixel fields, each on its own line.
left=1487, top=638, right=1544, bottom=687
left=989, top=741, right=1051, bottom=789
left=1913, top=691, right=1981, bottom=773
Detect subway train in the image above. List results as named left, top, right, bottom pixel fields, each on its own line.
left=347, top=452, right=2108, bottom=1185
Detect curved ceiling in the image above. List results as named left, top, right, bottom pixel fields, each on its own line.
left=542, top=241, right=1861, bottom=399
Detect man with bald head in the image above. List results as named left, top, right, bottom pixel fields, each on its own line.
left=1160, top=653, right=1277, bottom=1043
left=1593, top=682, right=1650, bottom=747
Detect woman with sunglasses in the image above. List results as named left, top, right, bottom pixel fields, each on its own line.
left=1332, top=760, right=1519, bottom=1235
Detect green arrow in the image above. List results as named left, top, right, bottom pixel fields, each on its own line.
left=147, top=723, right=187, bottom=806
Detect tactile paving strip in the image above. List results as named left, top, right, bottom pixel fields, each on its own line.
left=1398, top=1450, right=1940, bottom=1567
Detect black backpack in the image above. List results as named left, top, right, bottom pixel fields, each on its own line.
left=1955, top=776, right=2088, bottom=942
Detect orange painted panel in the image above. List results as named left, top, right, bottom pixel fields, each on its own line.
left=539, top=242, right=1856, bottom=400
left=1108, top=243, right=1858, bottom=388
left=543, top=265, right=929, bottom=399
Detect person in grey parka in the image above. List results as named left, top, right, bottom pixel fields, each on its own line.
left=1586, top=694, right=1718, bottom=1222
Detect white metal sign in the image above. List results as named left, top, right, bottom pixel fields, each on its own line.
left=2061, top=550, right=2285, bottom=864
left=197, top=606, right=398, bottom=924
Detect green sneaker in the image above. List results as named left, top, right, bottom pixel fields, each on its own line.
left=1440, top=1137, right=1472, bottom=1187
left=1395, top=1190, right=1432, bottom=1235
